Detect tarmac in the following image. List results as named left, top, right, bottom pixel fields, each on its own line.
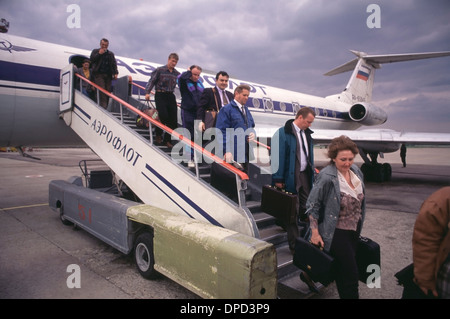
left=0, top=146, right=449, bottom=300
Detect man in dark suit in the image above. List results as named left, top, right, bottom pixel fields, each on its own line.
left=197, top=71, right=234, bottom=133
left=90, top=38, right=118, bottom=109
left=271, top=107, right=316, bottom=253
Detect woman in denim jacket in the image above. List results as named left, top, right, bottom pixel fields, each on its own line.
left=305, top=135, right=366, bottom=299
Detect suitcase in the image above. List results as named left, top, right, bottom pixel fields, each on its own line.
left=260, top=185, right=297, bottom=229
left=356, top=236, right=381, bottom=283
left=293, top=236, right=335, bottom=285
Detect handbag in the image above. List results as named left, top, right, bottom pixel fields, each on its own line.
left=204, top=110, right=217, bottom=130
left=260, top=185, right=297, bottom=230
left=204, top=87, right=219, bottom=130
left=356, top=236, right=380, bottom=283
left=293, top=236, right=335, bottom=285
left=137, top=102, right=159, bottom=128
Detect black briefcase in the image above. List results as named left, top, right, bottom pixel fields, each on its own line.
left=260, top=185, right=297, bottom=229
left=394, top=263, right=436, bottom=299
left=293, top=237, right=335, bottom=285
left=356, top=236, right=381, bottom=283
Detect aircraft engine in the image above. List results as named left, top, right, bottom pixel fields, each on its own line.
left=349, top=103, right=387, bottom=126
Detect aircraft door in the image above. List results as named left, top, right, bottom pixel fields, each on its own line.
left=60, top=64, right=74, bottom=113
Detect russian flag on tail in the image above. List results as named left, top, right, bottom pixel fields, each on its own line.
left=356, top=65, right=371, bottom=81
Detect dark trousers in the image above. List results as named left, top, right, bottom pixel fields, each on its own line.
left=155, top=92, right=178, bottom=143
left=181, top=109, right=196, bottom=159
left=330, top=228, right=360, bottom=299
left=94, top=73, right=112, bottom=109
left=296, top=170, right=311, bottom=221
left=288, top=171, right=311, bottom=252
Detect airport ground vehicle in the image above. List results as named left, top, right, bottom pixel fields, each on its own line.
left=48, top=69, right=303, bottom=299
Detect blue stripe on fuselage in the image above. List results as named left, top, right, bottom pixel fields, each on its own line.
left=1, top=61, right=348, bottom=122
left=0, top=61, right=60, bottom=87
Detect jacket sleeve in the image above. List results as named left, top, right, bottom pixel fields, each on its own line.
left=413, top=198, right=448, bottom=292
left=305, top=172, right=326, bottom=221
left=178, top=71, right=191, bottom=93
left=110, top=52, right=118, bottom=75
left=215, top=107, right=232, bottom=154
left=89, top=49, right=100, bottom=63
left=145, top=68, right=160, bottom=94
left=271, top=129, right=286, bottom=184
left=197, top=89, right=213, bottom=120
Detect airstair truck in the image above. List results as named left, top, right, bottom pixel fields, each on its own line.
left=49, top=65, right=279, bottom=299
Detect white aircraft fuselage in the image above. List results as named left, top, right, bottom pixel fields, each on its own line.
left=1, top=34, right=450, bottom=157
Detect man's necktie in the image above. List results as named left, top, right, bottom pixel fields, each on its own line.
left=242, top=106, right=248, bottom=126
left=222, top=90, right=228, bottom=106
left=300, top=130, right=311, bottom=167
left=300, top=130, right=308, bottom=157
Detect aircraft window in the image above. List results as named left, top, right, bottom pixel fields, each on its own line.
left=292, top=102, right=300, bottom=115
left=280, top=102, right=286, bottom=112
left=323, top=109, right=328, bottom=117
left=263, top=98, right=274, bottom=112
left=0, top=18, right=10, bottom=33
left=332, top=111, right=337, bottom=118
left=317, top=108, right=322, bottom=116
left=252, top=98, right=261, bottom=108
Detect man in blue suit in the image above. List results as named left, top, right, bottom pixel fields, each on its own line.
left=215, top=84, right=255, bottom=173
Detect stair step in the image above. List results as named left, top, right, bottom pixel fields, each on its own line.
left=253, top=211, right=276, bottom=229
left=259, top=225, right=288, bottom=246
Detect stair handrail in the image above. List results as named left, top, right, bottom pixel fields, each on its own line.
left=75, top=73, right=249, bottom=182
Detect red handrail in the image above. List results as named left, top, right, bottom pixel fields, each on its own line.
left=75, top=73, right=249, bottom=181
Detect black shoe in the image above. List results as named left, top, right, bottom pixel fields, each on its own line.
left=300, top=272, right=319, bottom=293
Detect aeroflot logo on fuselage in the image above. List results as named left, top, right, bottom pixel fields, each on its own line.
left=0, top=38, right=36, bottom=53
left=115, top=58, right=268, bottom=95
left=1, top=37, right=266, bottom=95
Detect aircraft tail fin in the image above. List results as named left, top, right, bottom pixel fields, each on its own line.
left=325, top=50, right=450, bottom=104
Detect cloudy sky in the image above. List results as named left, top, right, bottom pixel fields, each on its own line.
left=2, top=0, right=450, bottom=133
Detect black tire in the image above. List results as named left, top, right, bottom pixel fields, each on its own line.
left=382, top=163, right=392, bottom=182
left=134, top=232, right=157, bottom=279
left=372, top=163, right=385, bottom=183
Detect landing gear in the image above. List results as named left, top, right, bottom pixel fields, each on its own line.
left=359, top=150, right=392, bottom=182
left=361, top=162, right=392, bottom=182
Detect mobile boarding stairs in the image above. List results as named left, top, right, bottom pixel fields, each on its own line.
left=51, top=64, right=315, bottom=299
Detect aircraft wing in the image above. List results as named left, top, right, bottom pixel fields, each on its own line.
left=312, top=129, right=450, bottom=144
left=311, top=128, right=450, bottom=154
left=256, top=127, right=450, bottom=153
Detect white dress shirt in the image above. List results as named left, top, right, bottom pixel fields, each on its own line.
left=293, top=122, right=308, bottom=172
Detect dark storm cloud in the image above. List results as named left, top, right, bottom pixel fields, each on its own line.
left=1, top=0, right=449, bottom=132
